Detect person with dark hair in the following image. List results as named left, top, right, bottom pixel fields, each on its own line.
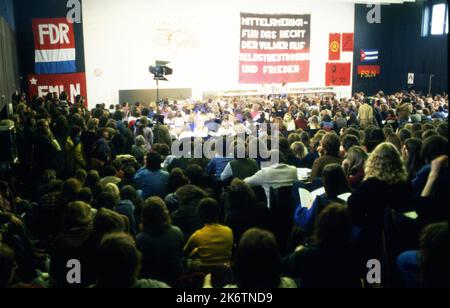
left=49, top=201, right=93, bottom=287
left=99, top=165, right=121, bottom=187
left=117, top=166, right=138, bottom=190
left=310, top=133, right=342, bottom=180
left=363, top=127, right=385, bottom=153
left=91, top=128, right=113, bottom=168
left=284, top=204, right=363, bottom=288
left=402, top=138, right=425, bottom=181
left=133, top=151, right=169, bottom=199
left=412, top=135, right=448, bottom=196
left=152, top=115, right=172, bottom=148
left=116, top=185, right=138, bottom=236
left=184, top=198, right=233, bottom=268
left=93, top=232, right=169, bottom=288
left=222, top=228, right=296, bottom=288
left=137, top=197, right=185, bottom=285
left=397, top=222, right=449, bottom=288
left=134, top=116, right=154, bottom=147
left=33, top=119, right=62, bottom=178
left=224, top=179, right=269, bottom=244
left=295, top=164, right=351, bottom=235
left=168, top=168, right=189, bottom=194
left=341, top=134, right=360, bottom=155
left=78, top=187, right=93, bottom=204
left=398, top=128, right=412, bottom=146
left=171, top=185, right=208, bottom=239
left=95, top=191, right=117, bottom=210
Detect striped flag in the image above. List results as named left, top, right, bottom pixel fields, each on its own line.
left=32, top=18, right=77, bottom=74
left=360, top=49, right=379, bottom=63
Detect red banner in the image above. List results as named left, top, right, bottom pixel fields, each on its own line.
left=28, top=73, right=88, bottom=106
left=32, top=18, right=76, bottom=50
left=358, top=65, right=380, bottom=78
left=325, top=62, right=351, bottom=86
left=329, top=33, right=341, bottom=60
left=342, top=33, right=354, bottom=52
left=239, top=13, right=311, bottom=84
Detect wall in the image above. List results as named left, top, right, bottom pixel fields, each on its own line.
left=353, top=2, right=448, bottom=95
left=82, top=0, right=355, bottom=109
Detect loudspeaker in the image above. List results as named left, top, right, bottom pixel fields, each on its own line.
left=0, top=124, right=18, bottom=163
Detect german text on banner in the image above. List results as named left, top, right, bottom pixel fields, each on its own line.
left=239, top=13, right=311, bottom=84
left=32, top=18, right=77, bottom=74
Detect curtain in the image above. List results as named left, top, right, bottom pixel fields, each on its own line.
left=0, top=15, right=19, bottom=112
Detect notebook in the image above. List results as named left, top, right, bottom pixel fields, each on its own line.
left=299, top=187, right=325, bottom=209
left=297, top=168, right=312, bottom=181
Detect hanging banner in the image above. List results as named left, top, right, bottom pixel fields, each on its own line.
left=325, top=62, right=351, bottom=86
left=239, top=13, right=311, bottom=84
left=358, top=65, right=380, bottom=78
left=32, top=18, right=77, bottom=74
left=329, top=33, right=341, bottom=60
left=28, top=73, right=88, bottom=106
left=342, top=33, right=354, bottom=52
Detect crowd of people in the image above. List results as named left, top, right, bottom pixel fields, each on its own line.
left=0, top=89, right=448, bottom=288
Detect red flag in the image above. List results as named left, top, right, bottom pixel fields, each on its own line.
left=28, top=73, right=88, bottom=106
left=329, top=33, right=341, bottom=60
left=342, top=33, right=354, bottom=52
left=325, top=62, right=351, bottom=86
left=357, top=65, right=380, bottom=78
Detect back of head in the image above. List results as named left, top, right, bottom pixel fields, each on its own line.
left=322, top=164, right=350, bottom=198
left=398, top=128, right=412, bottom=144
left=342, top=134, right=360, bottom=152
left=321, top=133, right=340, bottom=157
left=386, top=133, right=402, bottom=152
left=146, top=151, right=162, bottom=172
left=344, top=146, right=368, bottom=176
left=141, top=197, right=171, bottom=235
left=96, top=191, right=118, bottom=210
left=63, top=201, right=92, bottom=230
left=234, top=228, right=281, bottom=288
left=120, top=185, right=136, bottom=201
left=95, top=232, right=141, bottom=288
left=365, top=142, right=407, bottom=185
left=185, top=164, right=205, bottom=186
left=421, top=135, right=448, bottom=163
left=198, top=198, right=220, bottom=224
left=314, top=203, right=352, bottom=246
left=364, top=127, right=385, bottom=153
left=92, top=208, right=126, bottom=243
left=78, top=187, right=93, bottom=204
